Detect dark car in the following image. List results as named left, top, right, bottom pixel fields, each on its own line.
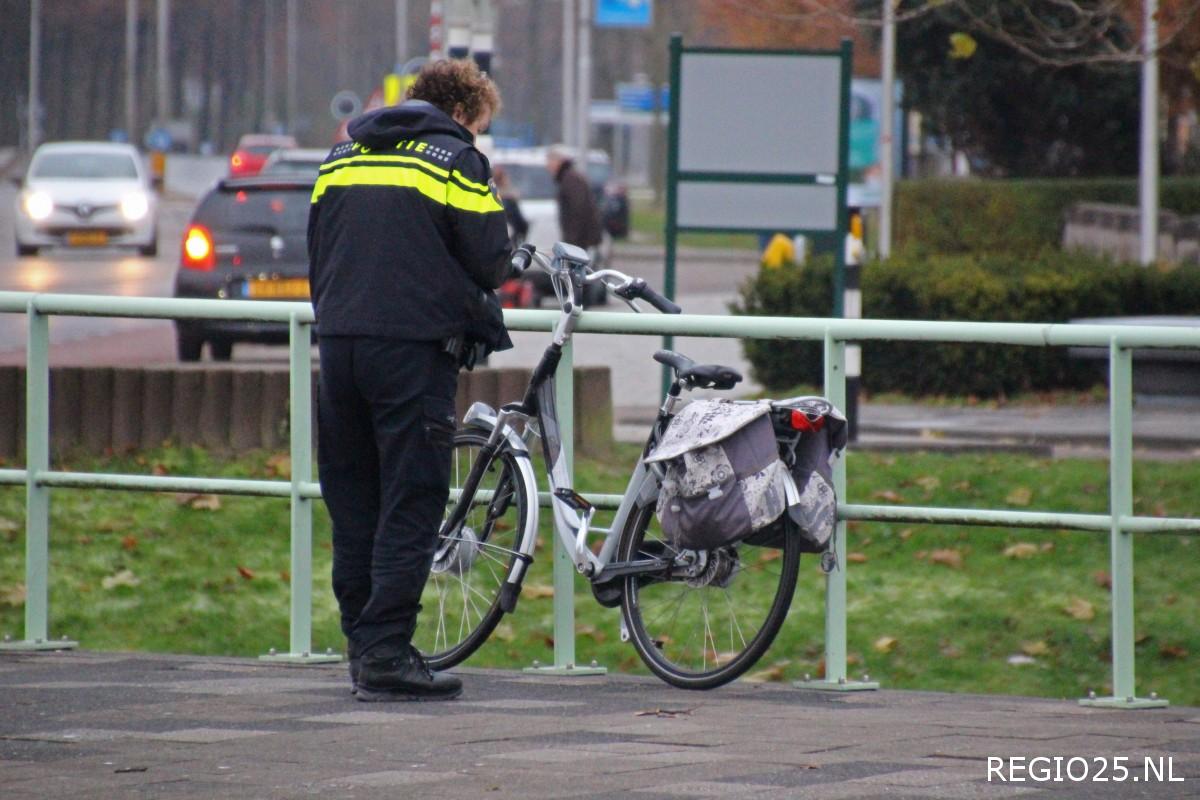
left=172, top=176, right=313, bottom=361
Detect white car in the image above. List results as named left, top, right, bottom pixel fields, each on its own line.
left=14, top=141, right=158, bottom=257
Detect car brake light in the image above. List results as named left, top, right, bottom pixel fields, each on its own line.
left=182, top=225, right=215, bottom=270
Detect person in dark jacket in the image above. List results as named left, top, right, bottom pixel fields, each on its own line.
left=546, top=144, right=603, bottom=251
left=307, top=59, right=512, bottom=702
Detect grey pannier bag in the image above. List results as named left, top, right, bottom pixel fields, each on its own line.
left=646, top=399, right=790, bottom=551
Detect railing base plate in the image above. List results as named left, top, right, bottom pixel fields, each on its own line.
left=0, top=638, right=78, bottom=652
left=1078, top=695, right=1169, bottom=709
left=522, top=664, right=607, bottom=677
left=258, top=652, right=342, bottom=664
left=793, top=677, right=880, bottom=692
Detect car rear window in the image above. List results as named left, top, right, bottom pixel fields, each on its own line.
left=31, top=152, right=139, bottom=180
left=242, top=144, right=283, bottom=155
left=500, top=164, right=556, bottom=200
left=194, top=186, right=312, bottom=233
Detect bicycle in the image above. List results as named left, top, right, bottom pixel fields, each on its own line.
left=412, top=242, right=804, bottom=690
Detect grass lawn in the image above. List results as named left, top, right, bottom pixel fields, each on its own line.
left=1, top=444, right=1197, bottom=705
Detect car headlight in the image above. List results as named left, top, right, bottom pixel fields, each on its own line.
left=23, top=191, right=54, bottom=221
left=120, top=192, right=150, bottom=222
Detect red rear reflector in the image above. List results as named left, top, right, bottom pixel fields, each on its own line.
left=182, top=225, right=215, bottom=270
left=235, top=190, right=247, bottom=203
left=790, top=409, right=825, bottom=433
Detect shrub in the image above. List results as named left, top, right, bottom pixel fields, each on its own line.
left=731, top=251, right=1200, bottom=397
left=895, top=177, right=1200, bottom=256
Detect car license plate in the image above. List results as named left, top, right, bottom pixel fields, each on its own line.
left=66, top=231, right=109, bottom=247
left=244, top=278, right=310, bottom=299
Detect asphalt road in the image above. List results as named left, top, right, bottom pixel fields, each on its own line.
left=0, top=183, right=764, bottom=407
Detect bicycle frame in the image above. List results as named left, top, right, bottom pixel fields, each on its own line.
left=441, top=244, right=679, bottom=596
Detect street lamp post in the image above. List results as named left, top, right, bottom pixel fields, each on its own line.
left=126, top=0, right=138, bottom=142
left=561, top=0, right=576, bottom=145
left=156, top=0, right=169, bottom=124
left=28, top=0, right=41, bottom=150
left=576, top=0, right=591, bottom=156
left=1139, top=0, right=1159, bottom=265
left=879, top=0, right=896, bottom=260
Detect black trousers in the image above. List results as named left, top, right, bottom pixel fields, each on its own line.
left=317, top=336, right=458, bottom=659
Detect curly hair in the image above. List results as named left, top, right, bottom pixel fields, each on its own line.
left=407, top=59, right=501, bottom=128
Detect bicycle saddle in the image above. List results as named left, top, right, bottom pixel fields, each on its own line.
left=654, top=350, right=743, bottom=390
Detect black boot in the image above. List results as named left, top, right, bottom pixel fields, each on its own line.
left=356, top=646, right=462, bottom=702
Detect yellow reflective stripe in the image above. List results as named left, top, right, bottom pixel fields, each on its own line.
left=318, top=152, right=450, bottom=178
left=450, top=169, right=491, bottom=194
left=311, top=162, right=504, bottom=215
left=311, top=163, right=448, bottom=205
left=447, top=181, right=504, bottom=214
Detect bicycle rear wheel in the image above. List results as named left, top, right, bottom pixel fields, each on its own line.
left=413, top=429, right=532, bottom=670
left=617, top=505, right=801, bottom=689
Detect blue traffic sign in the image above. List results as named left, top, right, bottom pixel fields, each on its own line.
left=596, top=0, right=652, bottom=28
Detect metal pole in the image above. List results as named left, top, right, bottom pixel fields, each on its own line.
left=660, top=34, right=682, bottom=398
left=264, top=0, right=276, bottom=129
left=286, top=0, right=298, bottom=135
left=879, top=0, right=896, bottom=259
left=156, top=0, right=169, bottom=123
left=261, top=316, right=337, bottom=664
left=395, top=0, right=409, bottom=68
left=561, top=0, right=576, bottom=145
left=28, top=0, right=40, bottom=150
left=576, top=0, right=592, bottom=156
left=429, top=0, right=444, bottom=59
left=125, top=0, right=138, bottom=142
left=1139, top=0, right=1159, bottom=265
left=793, top=333, right=874, bottom=691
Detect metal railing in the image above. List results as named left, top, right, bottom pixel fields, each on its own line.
left=1, top=291, right=1198, bottom=707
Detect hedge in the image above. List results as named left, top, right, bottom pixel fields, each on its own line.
left=732, top=252, right=1200, bottom=397
left=894, top=177, right=1200, bottom=256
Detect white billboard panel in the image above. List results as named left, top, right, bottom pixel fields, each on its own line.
left=677, top=182, right=838, bottom=231
left=678, top=54, right=842, bottom=176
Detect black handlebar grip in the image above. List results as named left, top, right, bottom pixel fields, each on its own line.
left=509, top=243, right=536, bottom=277
left=640, top=285, right=682, bottom=314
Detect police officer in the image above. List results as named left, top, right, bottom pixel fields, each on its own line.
left=307, top=60, right=512, bottom=701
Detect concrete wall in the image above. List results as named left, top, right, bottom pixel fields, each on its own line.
left=0, top=365, right=612, bottom=463
left=1063, top=203, right=1200, bottom=265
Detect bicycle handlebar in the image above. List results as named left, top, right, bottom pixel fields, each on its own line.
left=613, top=277, right=682, bottom=315
left=515, top=243, right=681, bottom=314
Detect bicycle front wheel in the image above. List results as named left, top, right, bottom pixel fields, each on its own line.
left=413, top=428, right=533, bottom=671
left=618, top=505, right=801, bottom=689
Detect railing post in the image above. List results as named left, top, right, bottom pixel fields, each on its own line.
left=1, top=304, right=76, bottom=652
left=1080, top=341, right=1166, bottom=708
left=260, top=314, right=338, bottom=664
left=527, top=339, right=604, bottom=676
left=795, top=330, right=875, bottom=691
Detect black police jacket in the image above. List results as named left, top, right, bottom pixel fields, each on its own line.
left=307, top=100, right=513, bottom=353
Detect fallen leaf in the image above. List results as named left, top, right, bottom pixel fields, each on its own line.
left=635, top=707, right=695, bottom=718
left=952, top=480, right=972, bottom=492
left=758, top=549, right=782, bottom=564
left=1006, top=487, right=1033, bottom=506
left=745, top=664, right=788, bottom=682
left=1092, top=570, right=1112, bottom=590
left=929, top=549, right=964, bottom=569
left=1039, top=542, right=1054, bottom=552
left=916, top=476, right=941, bottom=492
left=1159, top=644, right=1188, bottom=660
left=1, top=583, right=26, bottom=607
left=898, top=528, right=913, bottom=540
left=265, top=453, right=291, bottom=478
left=1003, top=542, right=1039, bottom=559
left=845, top=653, right=862, bottom=667
left=1153, top=503, right=1169, bottom=518
left=846, top=552, right=868, bottom=564
left=76, top=535, right=93, bottom=545
left=120, top=535, right=139, bottom=551
left=872, top=490, right=904, bottom=503
left=189, top=494, right=222, bottom=511
left=152, top=463, right=169, bottom=476
left=236, top=566, right=255, bottom=580
left=873, top=636, right=898, bottom=653
left=1007, top=654, right=1036, bottom=666
left=1021, top=640, right=1050, bottom=656
left=521, top=583, right=555, bottom=600
left=102, top=569, right=140, bottom=590
left=577, top=624, right=606, bottom=644
left=279, top=570, right=290, bottom=582
left=1064, top=597, right=1095, bottom=621
left=493, top=623, right=516, bottom=643
left=940, top=643, right=962, bottom=659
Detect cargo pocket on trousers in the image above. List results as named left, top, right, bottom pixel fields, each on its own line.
left=422, top=394, right=457, bottom=449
